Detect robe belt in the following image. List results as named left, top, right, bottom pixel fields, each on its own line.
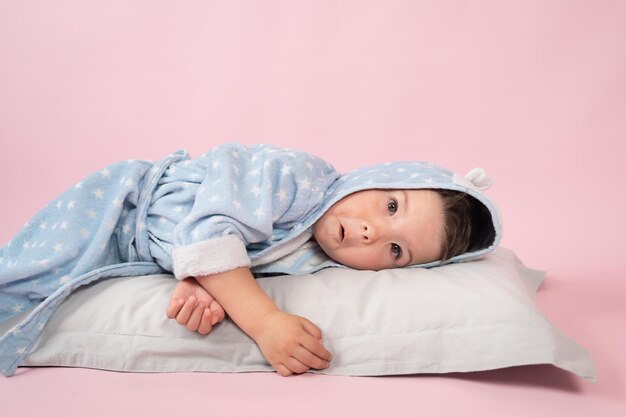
left=132, top=150, right=189, bottom=263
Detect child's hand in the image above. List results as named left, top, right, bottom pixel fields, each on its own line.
left=251, top=310, right=332, bottom=377
left=166, top=277, right=226, bottom=334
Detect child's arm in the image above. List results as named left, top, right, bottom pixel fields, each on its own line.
left=194, top=267, right=332, bottom=376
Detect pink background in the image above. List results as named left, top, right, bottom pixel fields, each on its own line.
left=1, top=1, right=625, bottom=416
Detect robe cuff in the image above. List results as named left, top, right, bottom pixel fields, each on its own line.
left=171, top=235, right=251, bottom=280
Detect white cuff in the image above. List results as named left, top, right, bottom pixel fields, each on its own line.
left=171, top=235, right=251, bottom=280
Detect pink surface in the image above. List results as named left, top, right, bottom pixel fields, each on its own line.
left=1, top=1, right=624, bottom=415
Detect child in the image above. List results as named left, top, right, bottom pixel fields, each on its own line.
left=0, top=142, right=501, bottom=377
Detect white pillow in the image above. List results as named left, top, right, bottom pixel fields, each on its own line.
left=0, top=247, right=596, bottom=381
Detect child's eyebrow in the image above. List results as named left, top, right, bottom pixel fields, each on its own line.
left=401, top=190, right=415, bottom=265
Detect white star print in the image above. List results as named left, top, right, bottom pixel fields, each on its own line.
left=39, top=222, right=47, bottom=230
left=60, top=221, right=68, bottom=230
left=38, top=259, right=50, bottom=267
left=75, top=181, right=83, bottom=189
left=59, top=275, right=72, bottom=284
left=12, top=304, right=24, bottom=313
left=8, top=327, right=21, bottom=335
left=56, top=201, right=63, bottom=209
left=233, top=200, right=242, bottom=209
left=212, top=160, right=222, bottom=170
left=248, top=168, right=260, bottom=178
left=101, top=168, right=111, bottom=177
left=123, top=225, right=131, bottom=234
left=297, top=178, right=311, bottom=190
left=281, top=166, right=292, bottom=176
left=93, top=189, right=104, bottom=199
left=305, top=161, right=313, bottom=171
left=174, top=206, right=183, bottom=213
left=80, top=228, right=89, bottom=239
left=112, top=197, right=122, bottom=208
left=277, top=189, right=287, bottom=201
left=15, top=347, right=28, bottom=355
left=67, top=201, right=76, bottom=209
left=250, top=186, right=261, bottom=196
left=254, top=207, right=265, bottom=218
left=86, top=209, right=97, bottom=219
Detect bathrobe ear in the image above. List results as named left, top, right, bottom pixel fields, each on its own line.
left=464, top=167, right=493, bottom=191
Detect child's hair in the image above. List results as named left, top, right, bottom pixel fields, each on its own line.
left=435, top=189, right=496, bottom=262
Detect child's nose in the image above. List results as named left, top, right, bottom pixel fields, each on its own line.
left=361, top=222, right=382, bottom=243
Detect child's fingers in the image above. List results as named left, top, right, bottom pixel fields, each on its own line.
left=186, top=302, right=206, bottom=331
left=293, top=345, right=330, bottom=370
left=300, top=331, right=333, bottom=363
left=299, top=317, right=323, bottom=341
left=275, top=364, right=293, bottom=377
left=298, top=317, right=332, bottom=361
left=209, top=300, right=225, bottom=325
left=165, top=298, right=185, bottom=319
left=284, top=356, right=309, bottom=375
left=197, top=309, right=213, bottom=334
left=175, top=296, right=197, bottom=324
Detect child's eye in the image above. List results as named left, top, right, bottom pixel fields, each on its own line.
left=388, top=198, right=398, bottom=215
left=391, top=243, right=402, bottom=259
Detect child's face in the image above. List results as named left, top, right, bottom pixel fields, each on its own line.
left=312, top=189, right=444, bottom=270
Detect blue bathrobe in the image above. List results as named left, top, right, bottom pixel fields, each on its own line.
left=0, top=142, right=502, bottom=376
